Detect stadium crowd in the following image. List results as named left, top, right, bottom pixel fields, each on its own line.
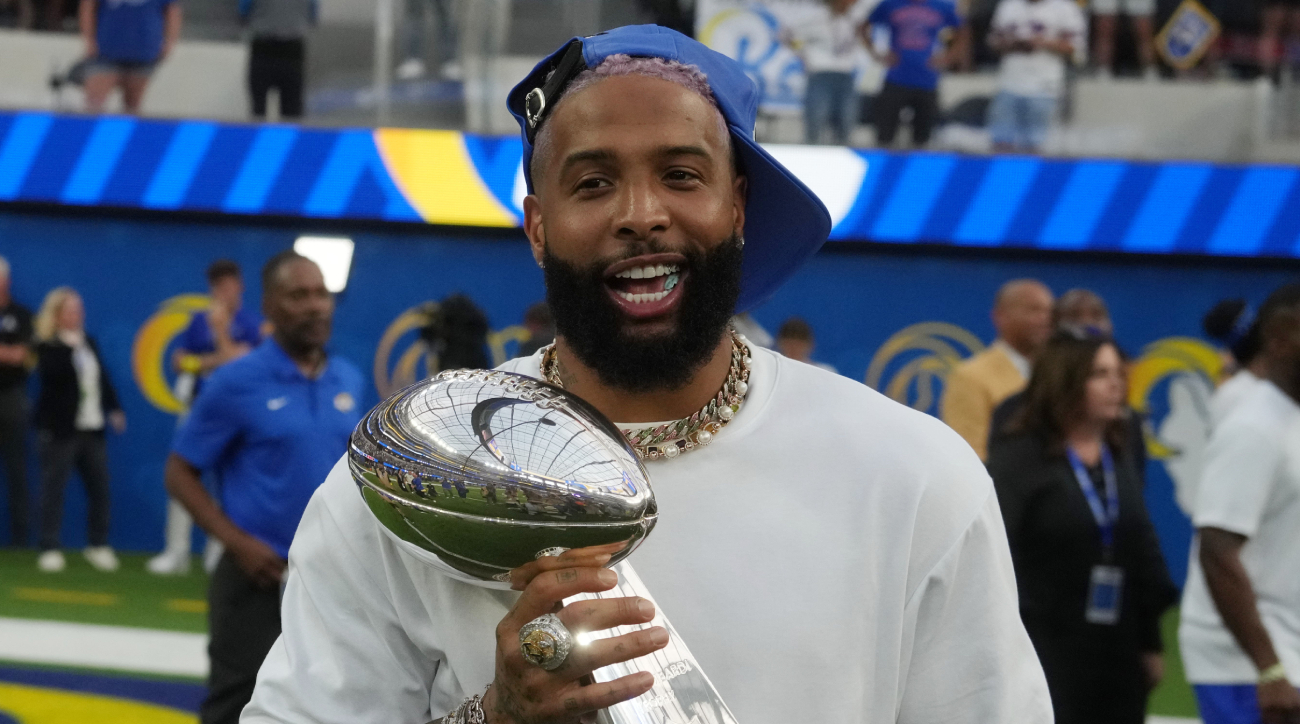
left=1, top=0, right=1296, bottom=149
left=1, top=245, right=1298, bottom=723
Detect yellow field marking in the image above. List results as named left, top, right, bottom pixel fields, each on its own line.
left=0, top=681, right=197, bottom=723
left=12, top=587, right=119, bottom=606
left=164, top=599, right=208, bottom=614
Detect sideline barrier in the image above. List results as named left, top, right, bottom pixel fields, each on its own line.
left=3, top=111, right=1300, bottom=256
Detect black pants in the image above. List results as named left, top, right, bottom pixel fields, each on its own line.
left=38, top=430, right=110, bottom=550
left=201, top=552, right=282, bottom=724
left=248, top=37, right=305, bottom=119
left=0, top=387, right=30, bottom=546
left=874, top=82, right=939, bottom=147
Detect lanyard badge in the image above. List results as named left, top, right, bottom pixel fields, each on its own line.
left=1068, top=446, right=1124, bottom=626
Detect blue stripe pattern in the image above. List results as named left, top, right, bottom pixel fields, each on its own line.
left=2, top=110, right=1300, bottom=259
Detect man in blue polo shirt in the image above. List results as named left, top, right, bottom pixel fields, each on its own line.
left=866, top=0, right=963, bottom=147
left=165, top=250, right=363, bottom=724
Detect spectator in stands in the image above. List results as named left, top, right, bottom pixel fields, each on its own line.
left=396, top=0, right=459, bottom=81
left=0, top=257, right=33, bottom=548
left=776, top=317, right=838, bottom=373
left=0, top=0, right=33, bottom=28
left=1203, top=298, right=1267, bottom=428
left=865, top=0, right=963, bottom=148
left=149, top=260, right=264, bottom=576
left=242, top=0, right=316, bottom=120
left=988, top=329, right=1176, bottom=724
left=986, top=0, right=1084, bottom=152
left=33, top=287, right=126, bottom=573
left=942, top=278, right=1053, bottom=460
left=79, top=0, right=182, bottom=114
left=517, top=301, right=554, bottom=358
left=165, top=252, right=363, bottom=724
left=1179, top=283, right=1300, bottom=724
left=637, top=0, right=694, bottom=37
left=1091, top=0, right=1156, bottom=80
left=460, top=0, right=511, bottom=134
left=1259, top=0, right=1300, bottom=79
left=784, top=0, right=871, bottom=145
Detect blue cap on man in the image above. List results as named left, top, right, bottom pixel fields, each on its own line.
left=507, top=25, right=832, bottom=312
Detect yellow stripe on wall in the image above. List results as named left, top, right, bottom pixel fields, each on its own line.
left=0, top=682, right=196, bottom=723
left=373, top=129, right=517, bottom=228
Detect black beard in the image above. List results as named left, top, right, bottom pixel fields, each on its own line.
left=542, top=234, right=743, bottom=393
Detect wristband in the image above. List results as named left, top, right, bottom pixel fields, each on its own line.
left=1259, top=662, right=1288, bottom=686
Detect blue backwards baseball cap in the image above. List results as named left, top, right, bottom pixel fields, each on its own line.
left=507, top=25, right=832, bottom=312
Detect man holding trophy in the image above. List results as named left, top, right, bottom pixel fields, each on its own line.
left=243, top=25, right=1050, bottom=724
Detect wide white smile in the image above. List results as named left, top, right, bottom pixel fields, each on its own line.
left=611, top=264, right=681, bottom=304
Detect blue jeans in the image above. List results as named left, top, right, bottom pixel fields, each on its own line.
left=987, top=91, right=1057, bottom=151
left=804, top=71, right=858, bottom=145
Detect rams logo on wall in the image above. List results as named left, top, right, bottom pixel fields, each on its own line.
left=373, top=303, right=531, bottom=399
left=1126, top=337, right=1223, bottom=513
left=131, top=294, right=211, bottom=414
left=865, top=322, right=986, bottom=416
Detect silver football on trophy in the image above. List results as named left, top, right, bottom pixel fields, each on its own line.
left=347, top=369, right=658, bottom=582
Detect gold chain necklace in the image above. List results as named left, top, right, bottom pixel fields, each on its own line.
left=539, top=330, right=752, bottom=461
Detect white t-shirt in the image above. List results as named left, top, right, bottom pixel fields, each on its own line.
left=1179, top=380, right=1300, bottom=686
left=1210, top=369, right=1262, bottom=429
left=991, top=0, right=1086, bottom=98
left=244, top=348, right=1050, bottom=723
left=790, top=1, right=872, bottom=74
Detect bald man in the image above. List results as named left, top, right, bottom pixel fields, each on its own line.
left=942, top=279, right=1053, bottom=460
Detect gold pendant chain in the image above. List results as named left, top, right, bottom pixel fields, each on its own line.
left=539, top=330, right=753, bottom=461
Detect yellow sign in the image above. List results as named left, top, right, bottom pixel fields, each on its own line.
left=1156, top=0, right=1221, bottom=70
left=131, top=294, right=211, bottom=414
left=374, top=129, right=518, bottom=228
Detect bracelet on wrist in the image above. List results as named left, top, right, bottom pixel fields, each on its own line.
left=1260, top=662, right=1288, bottom=686
left=444, top=686, right=489, bottom=724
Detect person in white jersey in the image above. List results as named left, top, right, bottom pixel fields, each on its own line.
left=1203, top=298, right=1268, bottom=429
left=986, top=0, right=1085, bottom=152
left=243, top=25, right=1049, bottom=724
left=1180, top=283, right=1300, bottom=724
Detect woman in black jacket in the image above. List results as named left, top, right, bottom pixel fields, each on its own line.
left=987, top=329, right=1177, bottom=724
left=33, top=287, right=125, bottom=573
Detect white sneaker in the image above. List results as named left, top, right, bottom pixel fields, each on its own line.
left=37, top=549, right=66, bottom=572
left=440, top=60, right=463, bottom=81
left=396, top=58, right=427, bottom=81
left=147, top=550, right=191, bottom=575
left=203, top=538, right=225, bottom=574
left=84, top=546, right=120, bottom=572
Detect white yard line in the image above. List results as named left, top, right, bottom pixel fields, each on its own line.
left=0, top=616, right=207, bottom=678
left=1148, top=717, right=1201, bottom=724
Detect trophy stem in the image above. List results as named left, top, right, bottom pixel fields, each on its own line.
left=568, top=563, right=739, bottom=724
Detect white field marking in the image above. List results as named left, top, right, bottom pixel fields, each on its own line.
left=1147, top=716, right=1201, bottom=724
left=0, top=616, right=207, bottom=678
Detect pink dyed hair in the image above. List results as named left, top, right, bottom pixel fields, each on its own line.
left=530, top=54, right=733, bottom=186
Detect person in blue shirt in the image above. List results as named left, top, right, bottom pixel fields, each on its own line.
left=165, top=250, right=364, bottom=724
left=149, top=260, right=265, bottom=576
left=79, top=0, right=182, bottom=114
left=865, top=0, right=963, bottom=147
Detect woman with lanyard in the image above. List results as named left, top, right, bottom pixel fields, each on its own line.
left=988, top=327, right=1177, bottom=724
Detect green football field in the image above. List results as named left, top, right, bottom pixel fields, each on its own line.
left=0, top=548, right=1202, bottom=719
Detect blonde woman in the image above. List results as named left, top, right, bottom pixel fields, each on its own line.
left=33, top=287, right=125, bottom=573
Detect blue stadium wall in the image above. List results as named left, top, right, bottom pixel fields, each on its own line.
left=0, top=209, right=1293, bottom=587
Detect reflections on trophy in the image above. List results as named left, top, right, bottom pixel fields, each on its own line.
left=348, top=369, right=656, bottom=581
left=348, top=369, right=738, bottom=724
